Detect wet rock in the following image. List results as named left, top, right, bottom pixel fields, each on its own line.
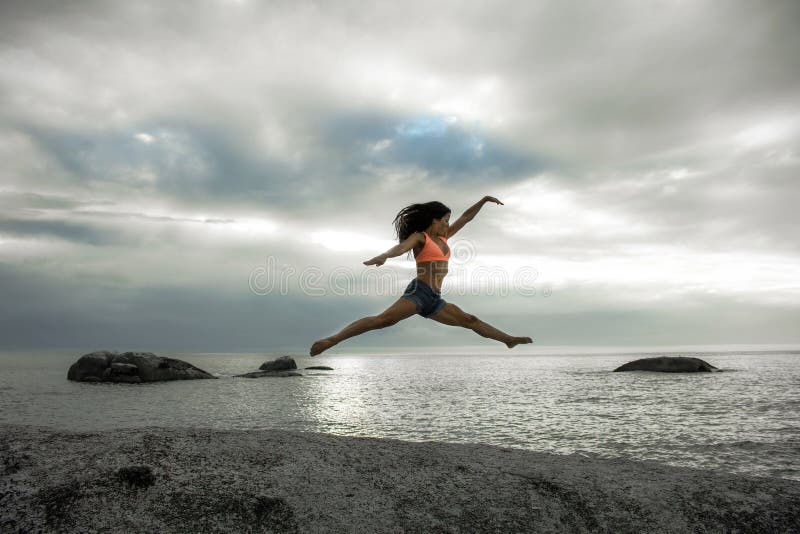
left=613, top=356, right=719, bottom=373
left=102, top=363, right=142, bottom=384
left=259, top=356, right=297, bottom=371
left=110, top=363, right=138, bottom=375
left=4, top=425, right=800, bottom=533
left=69, top=351, right=111, bottom=380
left=67, top=351, right=217, bottom=383
left=102, top=369, right=141, bottom=384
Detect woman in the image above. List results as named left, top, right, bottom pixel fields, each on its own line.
left=309, top=196, right=533, bottom=356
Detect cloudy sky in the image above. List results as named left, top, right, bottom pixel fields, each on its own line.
left=1, top=0, right=798, bottom=353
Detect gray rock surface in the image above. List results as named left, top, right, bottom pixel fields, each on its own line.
left=67, top=351, right=217, bottom=383
left=613, top=356, right=719, bottom=373
left=259, top=356, right=297, bottom=371
left=1, top=425, right=798, bottom=533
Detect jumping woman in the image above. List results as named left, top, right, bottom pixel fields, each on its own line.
left=309, top=196, right=533, bottom=356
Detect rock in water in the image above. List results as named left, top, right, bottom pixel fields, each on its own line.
left=305, top=366, right=334, bottom=370
left=259, top=356, right=297, bottom=371
left=613, top=356, right=719, bottom=373
left=67, top=351, right=217, bottom=383
left=104, top=363, right=142, bottom=384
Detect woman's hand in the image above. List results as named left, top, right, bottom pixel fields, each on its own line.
left=363, top=254, right=387, bottom=266
left=482, top=196, right=504, bottom=205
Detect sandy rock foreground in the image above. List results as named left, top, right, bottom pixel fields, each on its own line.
left=1, top=425, right=798, bottom=533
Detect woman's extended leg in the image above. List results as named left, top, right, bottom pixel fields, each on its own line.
left=310, top=297, right=419, bottom=356
left=429, top=303, right=533, bottom=348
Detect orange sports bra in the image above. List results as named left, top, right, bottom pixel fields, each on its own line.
left=415, top=231, right=450, bottom=263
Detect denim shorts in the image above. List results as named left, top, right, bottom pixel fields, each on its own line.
left=401, top=278, right=447, bottom=318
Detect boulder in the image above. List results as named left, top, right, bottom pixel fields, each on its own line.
left=259, top=356, right=297, bottom=371
left=70, top=351, right=112, bottom=380
left=67, top=351, right=217, bottom=383
left=109, top=363, right=138, bottom=375
left=103, top=363, right=142, bottom=384
left=305, top=366, right=334, bottom=370
left=234, top=371, right=302, bottom=378
left=613, top=356, right=719, bottom=373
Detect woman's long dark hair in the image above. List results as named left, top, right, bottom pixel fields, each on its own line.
left=393, top=201, right=451, bottom=242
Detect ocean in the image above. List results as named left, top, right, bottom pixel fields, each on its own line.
left=1, top=348, right=798, bottom=481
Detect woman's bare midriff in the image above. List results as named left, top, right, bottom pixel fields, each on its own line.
left=416, top=261, right=448, bottom=292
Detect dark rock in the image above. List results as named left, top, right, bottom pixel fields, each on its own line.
left=110, top=363, right=138, bottom=375
left=259, top=356, right=297, bottom=371
left=67, top=351, right=217, bottom=383
left=102, top=367, right=142, bottom=384
left=305, top=366, right=334, bottom=370
left=234, top=370, right=302, bottom=378
left=102, top=363, right=142, bottom=384
left=613, top=356, right=719, bottom=373
left=68, top=351, right=113, bottom=381
left=116, top=465, right=155, bottom=488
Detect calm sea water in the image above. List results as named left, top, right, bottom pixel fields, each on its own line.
left=1, top=348, right=798, bottom=481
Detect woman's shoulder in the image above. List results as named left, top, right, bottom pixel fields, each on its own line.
left=409, top=231, right=426, bottom=249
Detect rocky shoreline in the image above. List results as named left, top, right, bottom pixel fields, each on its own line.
left=2, top=425, right=798, bottom=533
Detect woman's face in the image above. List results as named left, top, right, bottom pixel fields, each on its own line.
left=436, top=213, right=451, bottom=234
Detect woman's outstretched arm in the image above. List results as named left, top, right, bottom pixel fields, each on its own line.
left=363, top=232, right=425, bottom=266
left=447, top=196, right=504, bottom=238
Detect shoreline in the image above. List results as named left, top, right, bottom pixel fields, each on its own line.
left=2, top=425, right=799, bottom=532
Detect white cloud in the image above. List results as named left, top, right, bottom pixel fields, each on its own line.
left=735, top=116, right=799, bottom=148
left=1, top=0, right=798, bottom=348
left=135, top=132, right=155, bottom=144
left=309, top=230, right=394, bottom=253
left=496, top=176, right=657, bottom=240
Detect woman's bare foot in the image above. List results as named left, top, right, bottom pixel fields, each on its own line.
left=310, top=337, right=337, bottom=356
left=506, top=336, right=533, bottom=349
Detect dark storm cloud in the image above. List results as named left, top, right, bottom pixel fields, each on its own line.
left=24, top=122, right=301, bottom=206
left=0, top=208, right=244, bottom=248
left=22, top=111, right=544, bottom=215
left=0, top=191, right=113, bottom=212
left=0, top=217, right=118, bottom=246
